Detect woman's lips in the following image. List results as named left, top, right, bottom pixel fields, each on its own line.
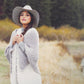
left=22, top=19, right=26, bottom=21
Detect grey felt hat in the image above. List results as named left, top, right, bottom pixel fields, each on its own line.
left=12, top=5, right=40, bottom=28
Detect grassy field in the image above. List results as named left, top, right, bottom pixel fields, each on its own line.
left=0, top=40, right=84, bottom=84
left=0, top=41, right=10, bottom=84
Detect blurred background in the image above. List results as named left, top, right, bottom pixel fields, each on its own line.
left=0, top=0, right=84, bottom=84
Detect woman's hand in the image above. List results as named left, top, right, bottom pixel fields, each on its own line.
left=12, top=35, right=18, bottom=45
left=16, top=34, right=24, bottom=44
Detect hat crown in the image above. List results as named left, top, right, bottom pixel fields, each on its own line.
left=23, top=5, right=32, bottom=10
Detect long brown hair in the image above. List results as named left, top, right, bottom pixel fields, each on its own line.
left=19, top=11, right=34, bottom=35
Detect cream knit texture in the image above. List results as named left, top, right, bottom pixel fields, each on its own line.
left=4, top=27, right=40, bottom=74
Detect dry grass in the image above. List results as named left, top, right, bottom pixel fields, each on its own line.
left=73, top=54, right=83, bottom=65
left=0, top=41, right=8, bottom=48
left=38, top=39, right=84, bottom=84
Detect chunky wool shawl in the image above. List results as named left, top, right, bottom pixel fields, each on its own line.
left=4, top=27, right=40, bottom=74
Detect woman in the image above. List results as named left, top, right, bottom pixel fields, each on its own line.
left=4, top=5, right=42, bottom=84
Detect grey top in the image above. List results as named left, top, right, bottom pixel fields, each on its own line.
left=4, top=27, right=40, bottom=74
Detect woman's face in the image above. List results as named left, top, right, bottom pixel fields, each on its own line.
left=20, top=11, right=31, bottom=25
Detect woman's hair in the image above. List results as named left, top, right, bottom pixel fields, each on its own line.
left=19, top=11, right=34, bottom=35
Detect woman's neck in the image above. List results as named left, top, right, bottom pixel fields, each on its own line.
left=22, top=24, right=28, bottom=29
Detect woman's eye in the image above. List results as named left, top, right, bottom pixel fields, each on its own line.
left=26, top=14, right=30, bottom=16
left=20, top=14, right=23, bottom=16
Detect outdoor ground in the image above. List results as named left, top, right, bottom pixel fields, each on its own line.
left=0, top=39, right=84, bottom=84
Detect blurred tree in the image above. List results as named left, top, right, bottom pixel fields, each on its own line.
left=14, top=0, right=28, bottom=6
left=50, top=0, right=83, bottom=29
left=80, top=0, right=84, bottom=28
left=71, top=0, right=83, bottom=28
left=4, top=0, right=15, bottom=18
left=27, top=0, right=52, bottom=26
left=39, top=0, right=52, bottom=26
left=1, top=0, right=84, bottom=28
left=0, top=0, right=5, bottom=19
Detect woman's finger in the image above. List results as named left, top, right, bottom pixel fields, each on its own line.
left=20, top=34, right=24, bottom=37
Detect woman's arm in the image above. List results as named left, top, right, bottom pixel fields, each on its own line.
left=4, top=29, right=17, bottom=63
left=18, top=28, right=39, bottom=67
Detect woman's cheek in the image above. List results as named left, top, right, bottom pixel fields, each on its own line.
left=28, top=17, right=31, bottom=22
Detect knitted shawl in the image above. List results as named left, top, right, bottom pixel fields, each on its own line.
left=4, top=27, right=40, bottom=74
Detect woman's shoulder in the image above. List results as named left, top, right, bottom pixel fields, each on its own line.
left=25, top=27, right=39, bottom=37
left=28, top=27, right=38, bottom=33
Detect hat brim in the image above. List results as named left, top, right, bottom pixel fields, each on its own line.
left=12, top=6, right=40, bottom=28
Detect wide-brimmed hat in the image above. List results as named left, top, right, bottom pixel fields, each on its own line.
left=12, top=5, right=40, bottom=28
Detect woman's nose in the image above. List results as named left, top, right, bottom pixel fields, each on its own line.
left=23, top=15, right=25, bottom=17
left=22, top=14, right=26, bottom=17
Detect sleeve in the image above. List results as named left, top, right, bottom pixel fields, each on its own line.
left=18, top=28, right=39, bottom=67
left=4, top=29, right=17, bottom=63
